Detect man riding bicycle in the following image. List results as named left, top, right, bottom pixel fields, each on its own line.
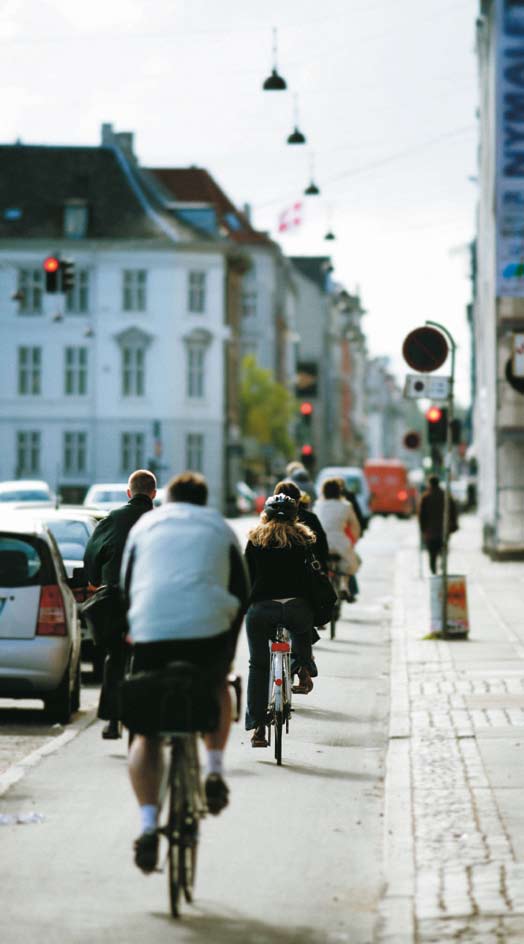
left=120, top=471, right=249, bottom=873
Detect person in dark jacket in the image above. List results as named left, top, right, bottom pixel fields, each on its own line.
left=84, top=469, right=157, bottom=739
left=244, top=494, right=316, bottom=748
left=418, top=475, right=458, bottom=575
left=285, top=461, right=317, bottom=502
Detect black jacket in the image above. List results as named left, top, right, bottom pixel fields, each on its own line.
left=84, top=494, right=154, bottom=586
left=298, top=507, right=329, bottom=569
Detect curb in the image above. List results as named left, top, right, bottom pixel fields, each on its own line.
left=0, top=706, right=98, bottom=799
left=377, top=549, right=415, bottom=943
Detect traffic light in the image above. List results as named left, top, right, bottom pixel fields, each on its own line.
left=425, top=406, right=447, bottom=444
left=300, top=443, right=315, bottom=470
left=299, top=401, right=313, bottom=427
left=43, top=256, right=60, bottom=293
left=60, top=259, right=75, bottom=294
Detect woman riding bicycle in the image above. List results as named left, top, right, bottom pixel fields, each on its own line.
left=244, top=494, right=316, bottom=748
left=314, top=477, right=361, bottom=601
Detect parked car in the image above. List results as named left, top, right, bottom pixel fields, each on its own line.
left=83, top=483, right=128, bottom=512
left=315, top=466, right=372, bottom=528
left=364, top=459, right=413, bottom=518
left=0, top=514, right=81, bottom=723
left=0, top=480, right=56, bottom=508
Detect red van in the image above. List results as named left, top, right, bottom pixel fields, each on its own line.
left=364, top=459, right=413, bottom=518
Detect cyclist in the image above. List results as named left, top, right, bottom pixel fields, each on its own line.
left=244, top=494, right=316, bottom=748
left=314, top=477, right=361, bottom=601
left=121, top=471, right=249, bottom=873
left=274, top=479, right=329, bottom=569
left=84, top=469, right=157, bottom=739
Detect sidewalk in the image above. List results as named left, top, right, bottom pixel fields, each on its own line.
left=379, top=514, right=524, bottom=943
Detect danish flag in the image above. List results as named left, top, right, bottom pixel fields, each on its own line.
left=277, top=201, right=303, bottom=233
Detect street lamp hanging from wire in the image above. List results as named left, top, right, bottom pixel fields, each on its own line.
left=304, top=153, right=320, bottom=195
left=262, top=28, right=287, bottom=90
left=287, top=94, right=306, bottom=145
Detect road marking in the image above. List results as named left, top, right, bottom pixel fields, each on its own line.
left=0, top=708, right=97, bottom=798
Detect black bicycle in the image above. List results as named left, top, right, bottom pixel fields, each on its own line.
left=157, top=669, right=242, bottom=917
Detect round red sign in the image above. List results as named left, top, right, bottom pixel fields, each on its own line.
left=402, top=326, right=448, bottom=373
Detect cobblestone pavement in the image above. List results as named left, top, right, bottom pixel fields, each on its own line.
left=379, top=515, right=524, bottom=943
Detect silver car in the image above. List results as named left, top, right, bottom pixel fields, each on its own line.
left=0, top=514, right=81, bottom=723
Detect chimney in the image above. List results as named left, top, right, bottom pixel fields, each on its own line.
left=115, top=132, right=135, bottom=161
left=101, top=123, right=114, bottom=146
left=243, top=202, right=252, bottom=222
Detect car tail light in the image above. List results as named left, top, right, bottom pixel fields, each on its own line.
left=36, top=585, right=67, bottom=636
left=397, top=490, right=408, bottom=501
left=271, top=641, right=290, bottom=652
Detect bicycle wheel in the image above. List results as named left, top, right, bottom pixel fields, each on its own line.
left=274, top=709, right=283, bottom=765
left=168, top=743, right=184, bottom=918
left=181, top=820, right=198, bottom=902
left=181, top=738, right=200, bottom=903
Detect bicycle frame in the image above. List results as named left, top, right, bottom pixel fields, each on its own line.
left=267, top=624, right=292, bottom=764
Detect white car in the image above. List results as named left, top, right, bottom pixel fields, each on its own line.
left=0, top=479, right=56, bottom=509
left=0, top=513, right=81, bottom=723
left=83, top=483, right=129, bottom=512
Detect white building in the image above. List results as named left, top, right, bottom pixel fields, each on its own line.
left=0, top=126, right=230, bottom=509
left=474, top=2, right=524, bottom=554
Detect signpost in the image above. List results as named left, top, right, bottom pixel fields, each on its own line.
left=404, top=374, right=451, bottom=400
left=402, top=321, right=463, bottom=638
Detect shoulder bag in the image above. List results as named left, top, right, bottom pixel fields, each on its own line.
left=79, top=584, right=127, bottom=651
left=304, top=546, right=338, bottom=626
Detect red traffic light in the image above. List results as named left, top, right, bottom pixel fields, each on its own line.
left=43, top=256, right=60, bottom=273
left=300, top=401, right=313, bottom=416
left=426, top=406, right=443, bottom=423
left=301, top=444, right=313, bottom=456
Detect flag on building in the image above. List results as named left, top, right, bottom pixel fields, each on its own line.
left=277, top=201, right=303, bottom=233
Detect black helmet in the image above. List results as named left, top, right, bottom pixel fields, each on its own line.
left=264, top=494, right=298, bottom=521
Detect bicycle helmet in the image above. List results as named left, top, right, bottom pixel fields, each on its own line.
left=264, top=494, right=298, bottom=521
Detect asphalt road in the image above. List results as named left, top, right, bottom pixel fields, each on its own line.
left=0, top=515, right=403, bottom=944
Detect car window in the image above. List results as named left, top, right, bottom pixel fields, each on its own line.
left=0, top=536, right=45, bottom=586
left=0, top=489, right=51, bottom=502
left=55, top=541, right=86, bottom=561
left=91, top=489, right=127, bottom=503
left=344, top=476, right=362, bottom=494
left=46, top=520, right=90, bottom=547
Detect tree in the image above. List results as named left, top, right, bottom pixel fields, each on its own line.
left=240, top=354, right=296, bottom=460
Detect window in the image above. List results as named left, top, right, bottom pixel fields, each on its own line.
left=186, top=433, right=204, bottom=472
left=18, top=347, right=42, bottom=395
left=122, top=346, right=145, bottom=396
left=186, top=345, right=205, bottom=399
left=63, top=432, right=87, bottom=474
left=65, top=269, right=90, bottom=314
left=123, top=270, right=147, bottom=312
left=64, top=347, right=88, bottom=395
left=188, top=271, right=206, bottom=313
left=241, top=289, right=257, bottom=318
left=18, top=269, right=43, bottom=315
left=121, top=432, right=144, bottom=472
left=63, top=202, right=88, bottom=239
left=16, top=431, right=41, bottom=476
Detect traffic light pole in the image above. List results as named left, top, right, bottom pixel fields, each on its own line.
left=426, top=320, right=456, bottom=637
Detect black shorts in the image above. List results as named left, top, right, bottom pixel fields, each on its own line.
left=130, top=631, right=234, bottom=681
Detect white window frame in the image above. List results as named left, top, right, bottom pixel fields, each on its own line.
left=122, top=345, right=145, bottom=397
left=185, top=433, right=204, bottom=472
left=241, top=289, right=257, bottom=318
left=186, top=344, right=205, bottom=399
left=16, top=431, right=41, bottom=476
left=123, top=270, right=147, bottom=312
left=65, top=269, right=90, bottom=314
left=64, top=347, right=88, bottom=395
left=18, top=269, right=43, bottom=315
left=18, top=347, right=42, bottom=395
left=188, top=271, right=206, bottom=314
left=121, top=432, right=145, bottom=472
left=63, top=431, right=87, bottom=475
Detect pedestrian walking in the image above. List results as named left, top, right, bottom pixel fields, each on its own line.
left=84, top=469, right=157, bottom=739
left=418, top=474, right=459, bottom=575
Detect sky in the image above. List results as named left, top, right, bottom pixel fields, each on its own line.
left=2, top=0, right=478, bottom=405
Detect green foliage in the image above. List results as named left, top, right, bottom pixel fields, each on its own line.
left=240, top=354, right=297, bottom=457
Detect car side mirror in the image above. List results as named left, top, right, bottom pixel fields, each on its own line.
left=69, top=566, right=87, bottom=589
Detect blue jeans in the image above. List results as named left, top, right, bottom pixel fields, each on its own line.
left=245, top=598, right=314, bottom=730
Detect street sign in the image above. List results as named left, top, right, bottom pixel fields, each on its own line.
left=402, top=326, right=449, bottom=373
left=404, top=373, right=451, bottom=400
left=513, top=333, right=524, bottom=378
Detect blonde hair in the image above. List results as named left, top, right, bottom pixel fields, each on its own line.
left=248, top=514, right=316, bottom=549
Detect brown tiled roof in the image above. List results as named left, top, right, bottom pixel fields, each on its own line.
left=0, top=145, right=176, bottom=240
left=149, top=167, right=272, bottom=245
